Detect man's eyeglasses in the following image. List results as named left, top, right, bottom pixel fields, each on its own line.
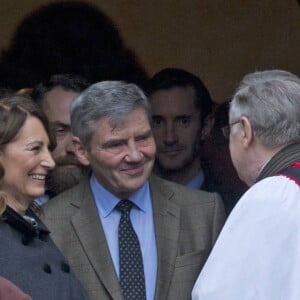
left=221, top=120, right=240, bottom=139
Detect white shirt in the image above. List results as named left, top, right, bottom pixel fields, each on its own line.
left=192, top=175, right=300, bottom=300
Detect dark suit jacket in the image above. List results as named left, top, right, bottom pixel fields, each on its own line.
left=42, top=174, right=225, bottom=300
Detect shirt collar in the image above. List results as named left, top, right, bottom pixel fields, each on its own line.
left=186, top=170, right=204, bottom=189
left=90, top=173, right=149, bottom=218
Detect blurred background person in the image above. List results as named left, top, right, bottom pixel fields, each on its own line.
left=201, top=102, right=248, bottom=214
left=146, top=68, right=213, bottom=189
left=0, top=96, right=88, bottom=299
left=31, top=74, right=90, bottom=202
left=192, top=70, right=300, bottom=300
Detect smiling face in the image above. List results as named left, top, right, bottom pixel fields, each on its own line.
left=76, top=108, right=156, bottom=198
left=0, top=116, right=55, bottom=208
left=149, top=86, right=202, bottom=172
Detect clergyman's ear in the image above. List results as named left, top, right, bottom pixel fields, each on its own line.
left=73, top=136, right=90, bottom=166
left=239, top=116, right=254, bottom=148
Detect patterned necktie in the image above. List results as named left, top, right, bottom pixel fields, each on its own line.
left=116, top=199, right=146, bottom=300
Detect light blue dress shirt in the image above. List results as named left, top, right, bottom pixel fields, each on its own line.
left=186, top=170, right=204, bottom=189
left=90, top=173, right=157, bottom=300
left=34, top=194, right=49, bottom=206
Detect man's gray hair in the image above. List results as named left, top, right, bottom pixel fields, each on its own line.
left=230, top=70, right=300, bottom=148
left=71, top=81, right=152, bottom=148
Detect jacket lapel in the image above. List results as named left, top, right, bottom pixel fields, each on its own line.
left=150, top=175, right=181, bottom=299
left=70, top=179, right=123, bottom=299
left=68, top=176, right=182, bottom=299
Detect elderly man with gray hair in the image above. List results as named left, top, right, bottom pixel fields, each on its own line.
left=192, top=70, right=300, bottom=300
left=42, top=80, right=225, bottom=300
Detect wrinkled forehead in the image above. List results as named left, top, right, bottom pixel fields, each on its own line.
left=94, top=107, right=151, bottom=131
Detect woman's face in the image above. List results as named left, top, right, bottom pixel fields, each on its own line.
left=0, top=115, right=55, bottom=206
